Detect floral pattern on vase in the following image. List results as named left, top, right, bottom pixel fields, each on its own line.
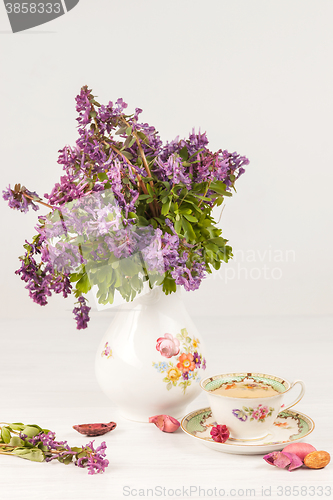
left=156, top=333, right=180, bottom=358
left=235, top=404, right=275, bottom=423
left=153, top=328, right=206, bottom=394
left=101, top=342, right=112, bottom=359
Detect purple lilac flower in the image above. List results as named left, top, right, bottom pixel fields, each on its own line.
left=73, top=296, right=91, bottom=330
left=77, top=440, right=109, bottom=475
left=15, top=255, right=52, bottom=306
left=154, top=154, right=191, bottom=188
left=27, top=431, right=109, bottom=474
left=75, top=86, right=93, bottom=126
left=2, top=185, right=40, bottom=213
left=171, top=259, right=206, bottom=292
left=202, top=358, right=206, bottom=370
left=28, top=431, right=67, bottom=449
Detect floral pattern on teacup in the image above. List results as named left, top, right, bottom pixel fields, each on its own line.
left=239, top=404, right=275, bottom=423
left=232, top=409, right=248, bottom=422
left=153, top=328, right=206, bottom=394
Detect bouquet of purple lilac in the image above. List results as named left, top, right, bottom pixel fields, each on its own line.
left=3, top=86, right=249, bottom=329
left=0, top=422, right=108, bottom=474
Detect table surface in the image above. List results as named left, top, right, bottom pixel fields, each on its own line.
left=0, top=313, right=332, bottom=500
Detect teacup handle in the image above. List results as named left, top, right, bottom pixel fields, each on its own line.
left=283, top=380, right=306, bottom=411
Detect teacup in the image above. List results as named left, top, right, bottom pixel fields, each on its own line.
left=200, top=372, right=305, bottom=441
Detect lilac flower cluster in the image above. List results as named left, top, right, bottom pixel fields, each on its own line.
left=3, top=86, right=249, bottom=328
left=26, top=431, right=108, bottom=474
left=15, top=237, right=72, bottom=307
left=3, top=184, right=40, bottom=213
left=77, top=440, right=109, bottom=475
left=157, top=129, right=249, bottom=187
left=73, top=296, right=91, bottom=330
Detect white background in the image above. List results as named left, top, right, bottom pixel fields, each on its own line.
left=1, top=0, right=333, bottom=320
left=0, top=2, right=332, bottom=499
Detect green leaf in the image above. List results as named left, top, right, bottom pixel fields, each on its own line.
left=166, top=382, right=172, bottom=391
left=121, top=151, right=133, bottom=160
left=97, top=172, right=108, bottom=182
left=210, top=180, right=227, bottom=195
left=71, top=447, right=82, bottom=453
left=11, top=447, right=45, bottom=462
left=137, top=131, right=149, bottom=144
left=209, top=237, right=227, bottom=247
left=183, top=214, right=198, bottom=223
left=119, top=258, right=140, bottom=277
left=115, top=126, right=127, bottom=135
left=181, top=217, right=196, bottom=242
left=22, top=425, right=42, bottom=438
left=146, top=184, right=154, bottom=197
left=8, top=423, right=25, bottom=431
left=76, top=273, right=91, bottom=294
left=179, top=208, right=191, bottom=215
left=179, top=146, right=189, bottom=161
left=9, top=436, right=24, bottom=447
left=161, top=199, right=171, bottom=216
left=1, top=427, right=11, bottom=444
left=162, top=276, right=177, bottom=294
left=174, top=219, right=182, bottom=234
left=138, top=194, right=151, bottom=200
left=11, top=447, right=32, bottom=456
left=69, top=272, right=83, bottom=283
left=128, top=136, right=136, bottom=148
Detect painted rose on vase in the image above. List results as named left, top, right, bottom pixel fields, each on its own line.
left=156, top=333, right=180, bottom=358
left=153, top=328, right=206, bottom=394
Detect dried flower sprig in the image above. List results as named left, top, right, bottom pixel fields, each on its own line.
left=0, top=422, right=108, bottom=474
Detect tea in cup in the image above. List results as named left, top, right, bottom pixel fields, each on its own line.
left=200, top=372, right=305, bottom=441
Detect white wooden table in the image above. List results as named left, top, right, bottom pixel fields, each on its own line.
left=1, top=314, right=332, bottom=500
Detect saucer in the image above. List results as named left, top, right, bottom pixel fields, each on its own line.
left=181, top=407, right=315, bottom=455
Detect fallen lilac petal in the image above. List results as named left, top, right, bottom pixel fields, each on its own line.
left=282, top=452, right=303, bottom=471
left=149, top=415, right=180, bottom=432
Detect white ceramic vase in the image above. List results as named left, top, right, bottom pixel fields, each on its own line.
left=95, top=286, right=207, bottom=422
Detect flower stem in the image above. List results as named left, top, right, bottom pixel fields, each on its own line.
left=23, top=193, right=54, bottom=210
left=106, top=141, right=158, bottom=218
